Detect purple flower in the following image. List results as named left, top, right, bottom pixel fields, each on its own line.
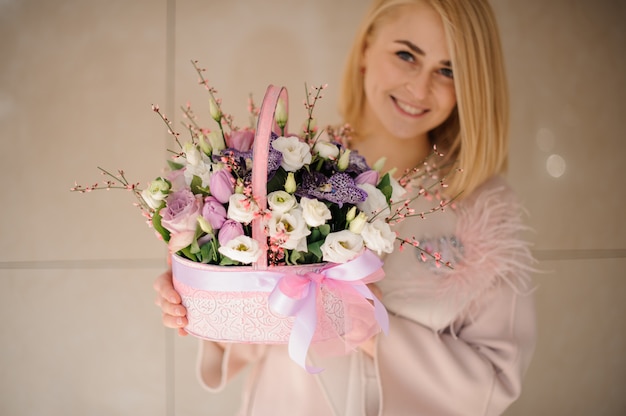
left=266, top=133, right=284, bottom=179
left=355, top=170, right=379, bottom=186
left=160, top=189, right=203, bottom=253
left=296, top=171, right=367, bottom=207
left=218, top=219, right=245, bottom=246
left=160, top=189, right=202, bottom=234
left=345, top=151, right=370, bottom=175
left=209, top=169, right=234, bottom=203
left=226, top=129, right=255, bottom=152
left=215, top=133, right=282, bottom=181
left=202, top=196, right=227, bottom=230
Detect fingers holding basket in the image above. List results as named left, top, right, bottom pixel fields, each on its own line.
left=154, top=269, right=189, bottom=336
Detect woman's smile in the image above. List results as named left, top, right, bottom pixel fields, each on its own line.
left=391, top=95, right=429, bottom=117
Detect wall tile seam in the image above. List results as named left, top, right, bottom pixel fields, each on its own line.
left=0, top=258, right=165, bottom=270
left=533, top=249, right=626, bottom=261
left=1, top=249, right=625, bottom=270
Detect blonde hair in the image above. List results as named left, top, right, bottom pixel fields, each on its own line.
left=339, top=0, right=509, bottom=197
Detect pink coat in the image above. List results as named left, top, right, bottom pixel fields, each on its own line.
left=195, top=176, right=537, bottom=415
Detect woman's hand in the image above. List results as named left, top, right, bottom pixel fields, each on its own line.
left=153, top=269, right=188, bottom=336
left=360, top=283, right=383, bottom=357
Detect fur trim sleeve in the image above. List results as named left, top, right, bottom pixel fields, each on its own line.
left=436, top=176, right=536, bottom=330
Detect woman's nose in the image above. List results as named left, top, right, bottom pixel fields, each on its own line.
left=405, top=70, right=431, bottom=101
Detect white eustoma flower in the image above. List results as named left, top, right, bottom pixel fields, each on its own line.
left=227, top=193, right=258, bottom=224
left=182, top=143, right=213, bottom=187
left=320, top=230, right=364, bottom=263
left=268, top=208, right=311, bottom=252
left=267, top=191, right=297, bottom=214
left=141, top=177, right=171, bottom=210
left=313, top=141, right=339, bottom=160
left=272, top=135, right=312, bottom=172
left=183, top=142, right=202, bottom=166
left=300, top=197, right=332, bottom=227
left=389, top=176, right=408, bottom=201
left=218, top=235, right=262, bottom=264
left=356, top=183, right=391, bottom=220
left=361, top=220, right=396, bottom=255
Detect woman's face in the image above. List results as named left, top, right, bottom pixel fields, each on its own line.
left=361, top=2, right=457, bottom=141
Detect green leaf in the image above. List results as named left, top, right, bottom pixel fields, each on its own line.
left=167, top=160, right=185, bottom=170
left=307, top=240, right=324, bottom=261
left=266, top=167, right=289, bottom=193
left=180, top=246, right=197, bottom=262
left=190, top=175, right=209, bottom=196
left=151, top=209, right=171, bottom=242
left=219, top=256, right=241, bottom=266
left=289, top=250, right=303, bottom=264
left=309, top=228, right=321, bottom=242
left=377, top=172, right=393, bottom=204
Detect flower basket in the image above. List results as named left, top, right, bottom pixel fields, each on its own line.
left=72, top=63, right=458, bottom=372
left=170, top=86, right=388, bottom=372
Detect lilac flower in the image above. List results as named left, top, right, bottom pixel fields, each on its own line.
left=209, top=169, right=235, bottom=203
left=296, top=171, right=367, bottom=207
left=226, top=129, right=255, bottom=152
left=355, top=170, right=379, bottom=186
left=216, top=133, right=283, bottom=181
left=345, top=151, right=370, bottom=175
left=202, top=196, right=227, bottom=229
left=218, top=219, right=245, bottom=246
left=266, top=133, right=283, bottom=179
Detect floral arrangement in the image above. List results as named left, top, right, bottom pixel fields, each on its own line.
left=71, top=61, right=461, bottom=371
left=72, top=60, right=456, bottom=269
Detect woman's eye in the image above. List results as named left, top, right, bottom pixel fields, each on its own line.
left=439, top=67, right=454, bottom=79
left=396, top=51, right=414, bottom=63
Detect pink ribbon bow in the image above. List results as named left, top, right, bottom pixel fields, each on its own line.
left=268, top=249, right=389, bottom=373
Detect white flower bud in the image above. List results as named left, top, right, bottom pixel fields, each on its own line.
left=337, top=149, right=351, bottom=171
left=345, top=206, right=357, bottom=222
left=209, top=94, right=221, bottom=122
left=285, top=172, right=297, bottom=194
left=275, top=98, right=288, bottom=129
left=348, top=212, right=368, bottom=234
left=313, top=141, right=340, bottom=160
left=197, top=216, right=214, bottom=234
left=198, top=135, right=212, bottom=155
left=207, top=131, right=225, bottom=154
left=372, top=157, right=386, bottom=172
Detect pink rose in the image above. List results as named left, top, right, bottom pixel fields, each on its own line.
left=202, top=196, right=227, bottom=230
left=355, top=170, right=379, bottom=186
left=209, top=169, right=234, bottom=204
left=226, top=129, right=255, bottom=152
left=160, top=189, right=203, bottom=252
left=166, top=168, right=187, bottom=191
left=218, top=219, right=244, bottom=246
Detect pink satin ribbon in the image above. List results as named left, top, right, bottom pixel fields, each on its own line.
left=267, top=249, right=389, bottom=373
left=171, top=250, right=389, bottom=373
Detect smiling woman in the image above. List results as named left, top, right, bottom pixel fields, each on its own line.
left=154, top=1, right=537, bottom=415
left=353, top=2, right=457, bottom=174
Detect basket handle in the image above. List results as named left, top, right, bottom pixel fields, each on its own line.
left=251, top=85, right=289, bottom=269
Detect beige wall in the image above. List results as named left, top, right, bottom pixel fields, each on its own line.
left=1, top=0, right=624, bottom=415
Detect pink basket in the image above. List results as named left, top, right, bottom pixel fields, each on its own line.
left=171, top=86, right=387, bottom=370
left=173, top=256, right=345, bottom=343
